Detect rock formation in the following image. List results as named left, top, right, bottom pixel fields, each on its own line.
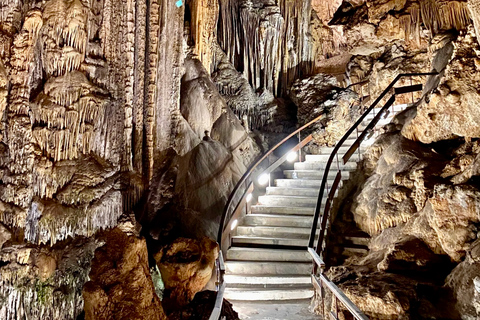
left=2, top=0, right=480, bottom=318
left=323, top=20, right=480, bottom=319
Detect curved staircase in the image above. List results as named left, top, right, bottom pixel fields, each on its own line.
left=209, top=73, right=438, bottom=320
left=223, top=104, right=407, bottom=305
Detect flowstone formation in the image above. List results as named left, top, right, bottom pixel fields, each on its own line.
left=0, top=0, right=256, bottom=318
left=322, top=24, right=480, bottom=319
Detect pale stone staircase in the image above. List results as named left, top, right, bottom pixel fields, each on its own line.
left=223, top=105, right=408, bottom=309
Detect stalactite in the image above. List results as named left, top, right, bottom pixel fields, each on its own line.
left=144, top=0, right=160, bottom=181
left=123, top=0, right=136, bottom=171
left=24, top=190, right=122, bottom=245
left=217, top=0, right=314, bottom=96
left=133, top=0, right=146, bottom=174
left=187, top=0, right=219, bottom=73
left=420, top=0, right=470, bottom=35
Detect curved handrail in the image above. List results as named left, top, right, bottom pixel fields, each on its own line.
left=211, top=71, right=438, bottom=320
left=217, top=112, right=325, bottom=245
left=308, top=72, right=438, bottom=251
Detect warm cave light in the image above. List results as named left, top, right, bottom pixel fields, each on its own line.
left=246, top=193, right=253, bottom=203
left=286, top=151, right=297, bottom=162
left=231, top=219, right=238, bottom=231
left=258, top=173, right=270, bottom=186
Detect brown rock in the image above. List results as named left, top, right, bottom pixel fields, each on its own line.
left=0, top=223, right=11, bottom=249
left=83, top=228, right=166, bottom=320
left=168, top=290, right=239, bottom=320
left=155, top=237, right=219, bottom=312
left=447, top=239, right=480, bottom=318
left=35, top=253, right=57, bottom=281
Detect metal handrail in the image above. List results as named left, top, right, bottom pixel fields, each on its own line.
left=209, top=251, right=226, bottom=320
left=217, top=112, right=325, bottom=246
left=308, top=72, right=438, bottom=251
left=210, top=71, right=438, bottom=320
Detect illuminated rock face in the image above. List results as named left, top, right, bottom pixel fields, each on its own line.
left=0, top=0, right=184, bottom=318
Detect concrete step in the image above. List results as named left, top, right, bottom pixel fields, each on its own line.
left=284, top=170, right=349, bottom=180
left=318, top=145, right=358, bottom=155
left=304, top=153, right=363, bottom=162
left=251, top=205, right=317, bottom=216
left=236, top=226, right=315, bottom=239
left=225, top=261, right=311, bottom=275
left=231, top=300, right=319, bottom=320
left=294, top=160, right=358, bottom=171
left=224, top=287, right=314, bottom=301
left=232, top=236, right=312, bottom=247
left=225, top=275, right=312, bottom=286
left=266, top=186, right=319, bottom=197
left=274, top=178, right=324, bottom=188
left=242, top=214, right=314, bottom=228
left=226, top=247, right=311, bottom=262
left=257, top=195, right=318, bottom=207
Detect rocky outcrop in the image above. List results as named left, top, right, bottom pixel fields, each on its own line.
left=0, top=0, right=185, bottom=318
left=155, top=237, right=219, bottom=312
left=83, top=228, right=166, bottom=320
left=0, top=237, right=99, bottom=319
left=289, top=73, right=359, bottom=148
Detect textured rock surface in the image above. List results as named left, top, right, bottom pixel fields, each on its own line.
left=289, top=73, right=359, bottom=148
left=83, top=228, right=166, bottom=320
left=217, top=0, right=314, bottom=96
left=155, top=237, right=219, bottom=312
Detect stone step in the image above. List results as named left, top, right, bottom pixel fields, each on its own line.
left=274, top=178, right=324, bottom=188
left=294, top=160, right=358, bottom=171
left=251, top=205, right=318, bottom=216
left=236, top=226, right=315, bottom=239
left=318, top=145, right=358, bottom=155
left=305, top=153, right=363, bottom=162
left=242, top=214, right=314, bottom=228
left=231, top=300, right=319, bottom=320
left=284, top=170, right=349, bottom=180
left=257, top=195, right=318, bottom=207
left=266, top=187, right=320, bottom=197
left=225, top=261, right=311, bottom=275
left=225, top=275, right=312, bottom=286
left=226, top=247, right=311, bottom=262
left=224, top=287, right=314, bottom=301
left=232, top=236, right=312, bottom=247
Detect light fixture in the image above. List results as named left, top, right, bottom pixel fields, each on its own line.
left=231, top=219, right=238, bottom=231
left=286, top=151, right=297, bottom=162
left=258, top=173, right=270, bottom=186
left=246, top=193, right=253, bottom=203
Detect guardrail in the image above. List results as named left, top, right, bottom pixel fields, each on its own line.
left=307, top=72, right=437, bottom=319
left=210, top=72, right=438, bottom=320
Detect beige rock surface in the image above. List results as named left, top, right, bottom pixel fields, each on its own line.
left=155, top=237, right=219, bottom=312
left=83, top=228, right=166, bottom=320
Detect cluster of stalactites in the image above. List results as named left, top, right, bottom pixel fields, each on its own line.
left=401, top=0, right=470, bottom=44
left=42, top=0, right=88, bottom=76
left=25, top=190, right=122, bottom=245
left=30, top=72, right=108, bottom=162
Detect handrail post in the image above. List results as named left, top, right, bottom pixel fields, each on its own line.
left=298, top=132, right=302, bottom=162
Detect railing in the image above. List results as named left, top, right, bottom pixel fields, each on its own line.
left=208, top=251, right=226, bottom=320
left=307, top=72, right=437, bottom=319
left=209, top=72, right=438, bottom=320
left=216, top=113, right=326, bottom=252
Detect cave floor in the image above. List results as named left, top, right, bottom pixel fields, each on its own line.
left=231, top=299, right=319, bottom=320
